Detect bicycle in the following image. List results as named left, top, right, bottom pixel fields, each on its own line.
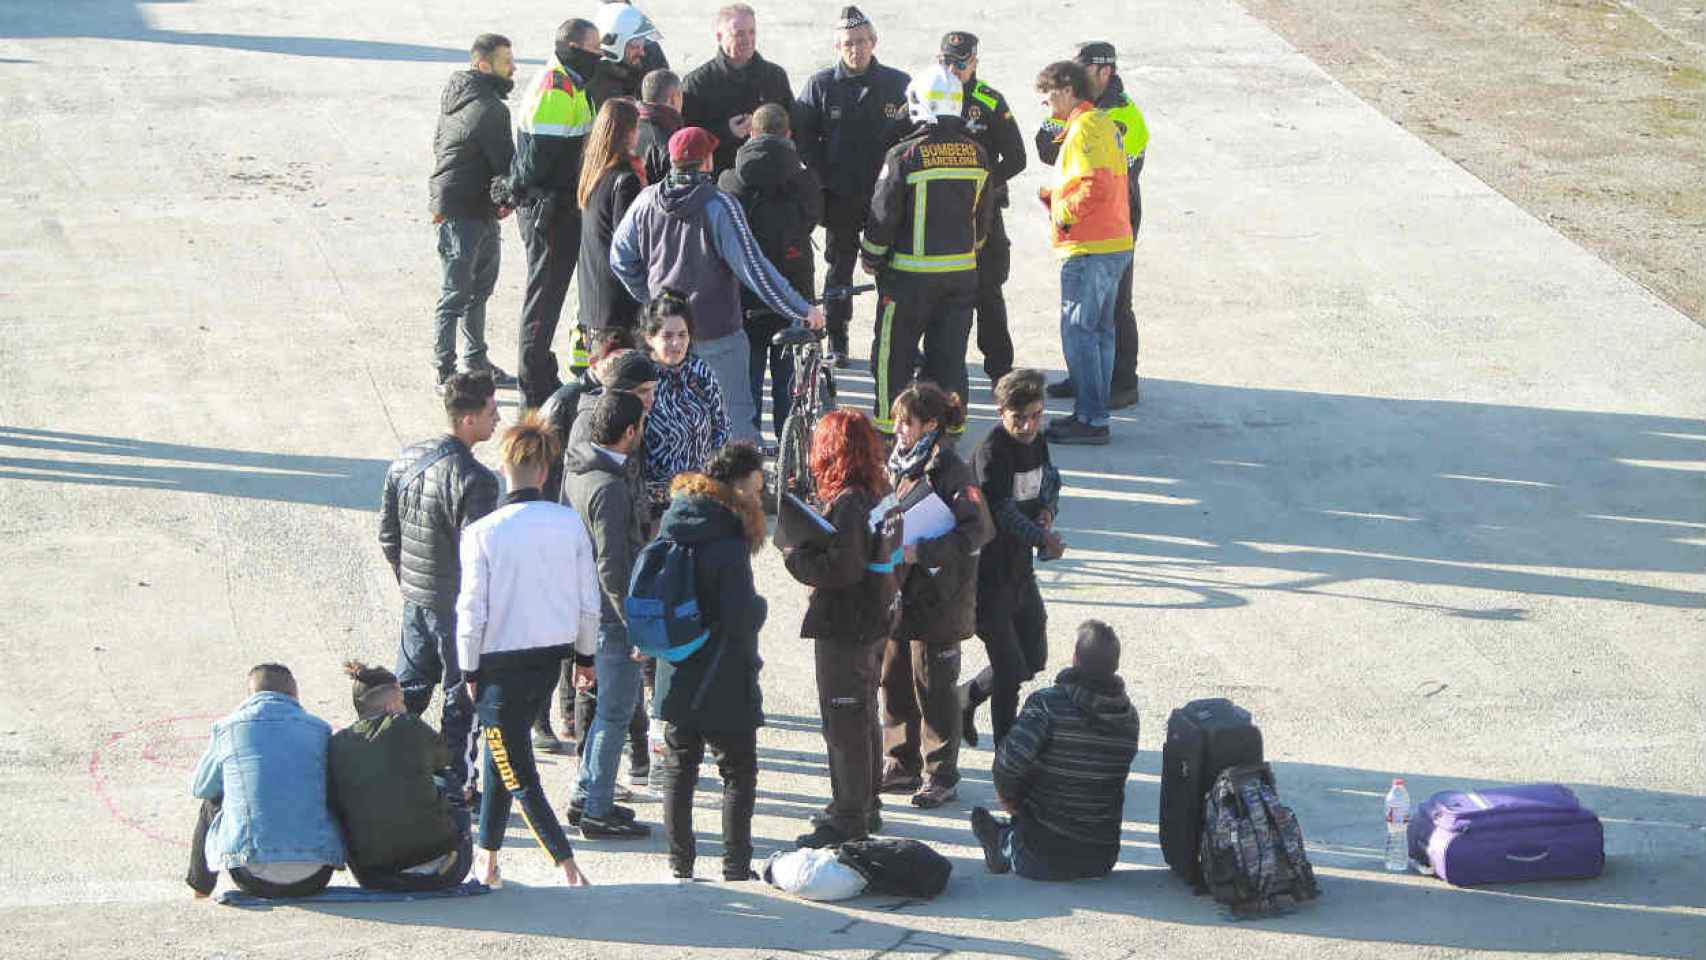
left=750, top=283, right=874, bottom=514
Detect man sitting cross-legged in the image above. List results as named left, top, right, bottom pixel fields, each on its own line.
left=969, top=620, right=1139, bottom=881
left=329, top=661, right=473, bottom=891
left=186, top=663, right=345, bottom=899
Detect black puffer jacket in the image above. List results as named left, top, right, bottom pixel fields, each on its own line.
left=784, top=488, right=901, bottom=645
left=895, top=445, right=993, bottom=644
left=681, top=50, right=792, bottom=171
left=993, top=668, right=1140, bottom=875
left=717, top=133, right=821, bottom=306
left=651, top=474, right=768, bottom=732
left=577, top=162, right=646, bottom=332
left=379, top=435, right=500, bottom=611
left=429, top=70, right=515, bottom=220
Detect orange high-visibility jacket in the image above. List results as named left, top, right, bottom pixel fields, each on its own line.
left=1044, top=102, right=1132, bottom=256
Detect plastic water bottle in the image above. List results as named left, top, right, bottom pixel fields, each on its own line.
left=1384, top=778, right=1412, bottom=872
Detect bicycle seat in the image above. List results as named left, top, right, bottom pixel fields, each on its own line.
left=771, top=326, right=823, bottom=348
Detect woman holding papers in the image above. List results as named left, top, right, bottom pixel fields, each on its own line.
left=782, top=410, right=903, bottom=849
left=876, top=383, right=994, bottom=810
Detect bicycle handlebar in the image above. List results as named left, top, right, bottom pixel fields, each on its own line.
left=744, top=284, right=876, bottom=322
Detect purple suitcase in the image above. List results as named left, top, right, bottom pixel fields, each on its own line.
left=1408, top=783, right=1604, bottom=886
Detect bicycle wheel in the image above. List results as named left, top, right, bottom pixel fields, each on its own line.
left=776, top=410, right=814, bottom=514
left=817, top=362, right=838, bottom=412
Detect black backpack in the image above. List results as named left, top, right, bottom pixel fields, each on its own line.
left=1197, top=762, right=1319, bottom=916
left=836, top=838, right=952, bottom=899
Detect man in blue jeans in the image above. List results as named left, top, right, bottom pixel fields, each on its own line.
left=561, top=391, right=653, bottom=838
left=1033, top=60, right=1132, bottom=446
left=969, top=620, right=1139, bottom=881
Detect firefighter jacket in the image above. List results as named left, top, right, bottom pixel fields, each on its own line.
left=859, top=118, right=993, bottom=275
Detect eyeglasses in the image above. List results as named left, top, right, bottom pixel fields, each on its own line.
left=939, top=56, right=972, bottom=70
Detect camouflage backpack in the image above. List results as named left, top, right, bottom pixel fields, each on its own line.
left=1198, top=762, right=1320, bottom=916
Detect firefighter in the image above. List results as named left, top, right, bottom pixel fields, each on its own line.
left=859, top=64, right=993, bottom=436
left=793, top=5, right=910, bottom=366
left=937, top=32, right=1026, bottom=386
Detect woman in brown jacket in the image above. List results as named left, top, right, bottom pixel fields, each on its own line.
left=782, top=409, right=901, bottom=848
left=878, top=383, right=993, bottom=809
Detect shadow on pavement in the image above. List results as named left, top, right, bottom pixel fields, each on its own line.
left=0, top=426, right=387, bottom=511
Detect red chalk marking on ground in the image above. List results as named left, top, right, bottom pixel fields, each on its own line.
left=88, top=714, right=216, bottom=848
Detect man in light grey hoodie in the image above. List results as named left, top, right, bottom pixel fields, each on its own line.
left=561, top=390, right=653, bottom=839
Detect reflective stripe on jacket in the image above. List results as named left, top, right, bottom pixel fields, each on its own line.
left=511, top=55, right=595, bottom=194
left=860, top=121, right=993, bottom=275
left=1045, top=102, right=1132, bottom=257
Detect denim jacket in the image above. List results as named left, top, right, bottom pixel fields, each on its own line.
left=189, top=692, right=345, bottom=869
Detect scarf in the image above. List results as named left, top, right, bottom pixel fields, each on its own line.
left=887, top=429, right=939, bottom=483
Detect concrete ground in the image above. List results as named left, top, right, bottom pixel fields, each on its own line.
left=0, top=1, right=1702, bottom=958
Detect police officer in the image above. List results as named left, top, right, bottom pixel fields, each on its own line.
left=860, top=65, right=993, bottom=436
left=937, top=32, right=1026, bottom=386
left=512, top=19, right=601, bottom=409
left=793, top=6, right=910, bottom=366
left=1036, top=41, right=1148, bottom=409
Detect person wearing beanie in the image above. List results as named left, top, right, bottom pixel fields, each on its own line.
left=1036, top=41, right=1149, bottom=411
left=328, top=662, right=473, bottom=891
left=936, top=32, right=1028, bottom=385
left=793, top=6, right=911, bottom=366
left=858, top=64, right=993, bottom=436
left=680, top=4, right=794, bottom=172
left=511, top=19, right=602, bottom=408
left=610, top=125, right=827, bottom=449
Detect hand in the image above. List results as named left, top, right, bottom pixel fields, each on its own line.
left=730, top=114, right=752, bottom=139
left=803, top=306, right=826, bottom=330
left=902, top=544, right=918, bottom=565
left=1040, top=530, right=1066, bottom=561
left=1036, top=186, right=1052, bottom=208
left=630, top=648, right=646, bottom=663
left=998, top=794, right=1019, bottom=814
left=1037, top=509, right=1054, bottom=530
left=859, top=254, right=883, bottom=276
left=573, top=663, right=596, bottom=690
left=463, top=680, right=478, bottom=702
left=432, top=213, right=446, bottom=225
left=495, top=205, right=513, bottom=220
left=561, top=858, right=593, bottom=886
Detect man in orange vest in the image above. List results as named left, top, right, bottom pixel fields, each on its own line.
left=1034, top=61, right=1132, bottom=446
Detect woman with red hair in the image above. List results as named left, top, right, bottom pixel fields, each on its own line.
left=782, top=409, right=902, bottom=848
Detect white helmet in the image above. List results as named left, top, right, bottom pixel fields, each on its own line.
left=595, top=3, right=661, bottom=60
left=905, top=64, right=962, bottom=125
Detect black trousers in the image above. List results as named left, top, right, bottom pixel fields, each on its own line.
left=658, top=723, right=758, bottom=878
left=821, top=193, right=868, bottom=343
left=974, top=211, right=1013, bottom=383
left=517, top=197, right=582, bottom=408
left=870, top=270, right=976, bottom=434
left=474, top=665, right=576, bottom=864
left=880, top=638, right=963, bottom=788
left=186, top=799, right=334, bottom=898
left=968, top=575, right=1048, bottom=746
left=814, top=637, right=884, bottom=837
left=349, top=805, right=473, bottom=892
left=1112, top=157, right=1144, bottom=393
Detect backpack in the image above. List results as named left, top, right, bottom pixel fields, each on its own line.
left=624, top=537, right=710, bottom=663
left=836, top=838, right=952, bottom=899
left=1197, top=762, right=1319, bottom=916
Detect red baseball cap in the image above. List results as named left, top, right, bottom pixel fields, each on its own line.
left=668, top=126, right=720, bottom=166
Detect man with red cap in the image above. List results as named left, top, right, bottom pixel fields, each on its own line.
left=610, top=126, right=826, bottom=445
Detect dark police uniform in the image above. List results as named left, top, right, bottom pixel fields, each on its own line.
left=959, top=73, right=1027, bottom=383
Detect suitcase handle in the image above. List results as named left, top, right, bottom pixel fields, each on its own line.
left=1504, top=850, right=1551, bottom=863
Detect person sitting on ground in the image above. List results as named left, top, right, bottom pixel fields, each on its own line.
left=637, top=291, right=732, bottom=511
left=329, top=661, right=473, bottom=892
left=653, top=442, right=770, bottom=880
left=969, top=620, right=1138, bottom=881
left=186, top=663, right=344, bottom=899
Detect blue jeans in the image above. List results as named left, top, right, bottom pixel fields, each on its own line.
left=1059, top=250, right=1133, bottom=428
left=434, top=217, right=500, bottom=376
left=395, top=601, right=478, bottom=794
left=695, top=329, right=759, bottom=445
left=573, top=622, right=645, bottom=818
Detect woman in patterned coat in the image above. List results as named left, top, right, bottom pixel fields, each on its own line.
left=638, top=291, right=732, bottom=510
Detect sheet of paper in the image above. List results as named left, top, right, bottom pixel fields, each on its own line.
left=901, top=490, right=956, bottom=547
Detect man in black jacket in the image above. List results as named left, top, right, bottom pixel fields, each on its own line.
left=793, top=6, right=909, bottom=364
left=511, top=19, right=603, bottom=409
left=378, top=371, right=501, bottom=802
left=636, top=69, right=684, bottom=186
left=681, top=3, right=792, bottom=173
left=429, top=34, right=518, bottom=394
left=938, top=32, right=1027, bottom=384
left=717, top=104, right=822, bottom=441
left=970, top=620, right=1139, bottom=881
